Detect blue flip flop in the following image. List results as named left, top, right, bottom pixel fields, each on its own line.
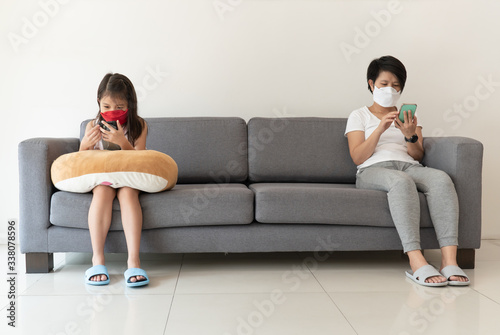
left=85, top=265, right=110, bottom=286
left=124, top=268, right=150, bottom=287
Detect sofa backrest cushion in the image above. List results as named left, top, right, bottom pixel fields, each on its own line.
left=247, top=117, right=357, bottom=183
left=80, top=117, right=248, bottom=184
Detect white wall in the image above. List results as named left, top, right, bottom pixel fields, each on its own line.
left=1, top=0, right=499, bottom=243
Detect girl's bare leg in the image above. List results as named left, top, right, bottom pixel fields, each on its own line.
left=117, top=187, right=145, bottom=282
left=88, top=185, right=116, bottom=282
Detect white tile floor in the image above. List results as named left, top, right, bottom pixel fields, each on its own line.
left=1, top=240, right=500, bottom=335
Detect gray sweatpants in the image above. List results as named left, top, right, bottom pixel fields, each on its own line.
left=356, top=161, right=459, bottom=253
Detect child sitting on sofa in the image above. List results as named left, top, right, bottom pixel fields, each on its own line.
left=80, top=72, right=149, bottom=287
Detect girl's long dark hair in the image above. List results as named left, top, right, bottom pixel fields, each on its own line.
left=96, top=73, right=144, bottom=147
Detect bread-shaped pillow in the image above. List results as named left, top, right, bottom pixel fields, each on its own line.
left=51, top=150, right=178, bottom=193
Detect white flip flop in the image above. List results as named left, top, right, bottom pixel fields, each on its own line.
left=440, top=265, right=470, bottom=286
left=405, top=264, right=448, bottom=287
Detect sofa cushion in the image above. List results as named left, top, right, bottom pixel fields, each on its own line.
left=247, top=117, right=357, bottom=183
left=249, top=183, right=433, bottom=228
left=50, top=184, right=254, bottom=230
left=81, top=117, right=248, bottom=184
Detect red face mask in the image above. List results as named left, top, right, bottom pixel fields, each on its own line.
left=100, top=109, right=128, bottom=126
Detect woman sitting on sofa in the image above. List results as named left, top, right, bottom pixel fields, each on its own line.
left=344, top=55, right=470, bottom=287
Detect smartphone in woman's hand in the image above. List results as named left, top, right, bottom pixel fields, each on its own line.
left=399, top=104, right=417, bottom=122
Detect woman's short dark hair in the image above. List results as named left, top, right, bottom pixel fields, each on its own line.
left=366, top=56, right=407, bottom=93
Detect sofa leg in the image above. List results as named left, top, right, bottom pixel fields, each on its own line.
left=25, top=253, right=54, bottom=273
left=457, top=249, right=475, bottom=269
left=400, top=251, right=409, bottom=261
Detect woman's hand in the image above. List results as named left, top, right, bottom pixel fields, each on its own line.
left=394, top=110, right=417, bottom=138
left=79, top=123, right=101, bottom=151
left=100, top=120, right=128, bottom=148
left=375, top=111, right=399, bottom=135
left=395, top=110, right=424, bottom=161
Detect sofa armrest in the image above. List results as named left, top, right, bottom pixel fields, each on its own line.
left=18, top=138, right=80, bottom=253
left=422, top=137, right=483, bottom=249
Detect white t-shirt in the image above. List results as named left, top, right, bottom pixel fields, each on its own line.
left=344, top=106, right=421, bottom=170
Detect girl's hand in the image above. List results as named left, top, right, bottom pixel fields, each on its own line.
left=375, top=111, right=399, bottom=134
left=80, top=124, right=101, bottom=150
left=394, top=110, right=417, bottom=138
left=100, top=120, right=128, bottom=148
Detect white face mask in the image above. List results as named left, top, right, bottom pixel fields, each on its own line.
left=372, top=85, right=401, bottom=107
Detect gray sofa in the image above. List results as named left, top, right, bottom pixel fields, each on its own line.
left=18, top=117, right=483, bottom=273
